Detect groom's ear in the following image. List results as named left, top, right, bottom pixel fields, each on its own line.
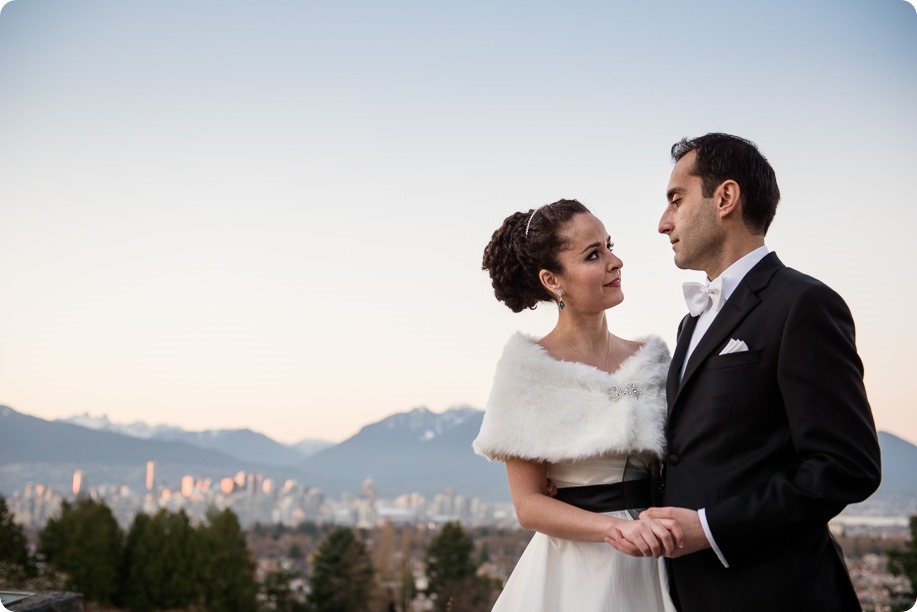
left=715, top=180, right=741, bottom=219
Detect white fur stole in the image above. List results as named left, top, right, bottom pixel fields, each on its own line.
left=472, top=333, right=670, bottom=463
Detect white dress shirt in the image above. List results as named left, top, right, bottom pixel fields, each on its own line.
left=679, top=246, right=770, bottom=380
left=680, top=245, right=770, bottom=567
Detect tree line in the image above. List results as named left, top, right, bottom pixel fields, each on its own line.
left=4, top=492, right=916, bottom=611
left=0, top=494, right=500, bottom=611
left=1, top=495, right=257, bottom=610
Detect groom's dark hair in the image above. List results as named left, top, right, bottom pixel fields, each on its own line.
left=672, top=133, right=781, bottom=235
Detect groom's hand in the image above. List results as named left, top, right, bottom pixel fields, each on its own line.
left=640, top=507, right=709, bottom=557
left=545, top=478, right=558, bottom=497
left=603, top=516, right=684, bottom=558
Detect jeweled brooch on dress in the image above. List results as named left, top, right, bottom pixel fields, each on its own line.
left=606, top=384, right=641, bottom=401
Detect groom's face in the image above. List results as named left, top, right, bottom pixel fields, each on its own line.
left=660, top=150, right=722, bottom=274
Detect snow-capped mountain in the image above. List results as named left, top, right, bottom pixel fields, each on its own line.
left=61, top=413, right=167, bottom=439
left=302, top=405, right=507, bottom=499
left=57, top=413, right=333, bottom=465
left=381, top=406, right=481, bottom=442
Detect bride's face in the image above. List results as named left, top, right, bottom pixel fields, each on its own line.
left=551, top=213, right=624, bottom=313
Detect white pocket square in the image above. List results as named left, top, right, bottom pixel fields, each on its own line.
left=719, top=338, right=749, bottom=355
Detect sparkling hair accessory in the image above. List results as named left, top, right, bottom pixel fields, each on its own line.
left=524, top=206, right=542, bottom=237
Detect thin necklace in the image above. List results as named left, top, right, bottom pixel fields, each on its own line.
left=557, top=330, right=611, bottom=372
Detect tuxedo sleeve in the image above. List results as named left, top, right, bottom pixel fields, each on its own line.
left=703, top=282, right=881, bottom=567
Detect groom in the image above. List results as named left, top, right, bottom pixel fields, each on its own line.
left=635, top=133, right=880, bottom=611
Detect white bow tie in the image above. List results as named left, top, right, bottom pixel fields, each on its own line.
left=683, top=278, right=724, bottom=316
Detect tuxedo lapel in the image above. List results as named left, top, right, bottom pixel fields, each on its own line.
left=674, top=253, right=785, bottom=403
left=668, top=314, right=696, bottom=416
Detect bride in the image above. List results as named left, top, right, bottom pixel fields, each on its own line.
left=473, top=199, right=678, bottom=611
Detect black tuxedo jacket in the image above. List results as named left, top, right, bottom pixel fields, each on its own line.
left=663, top=252, right=881, bottom=612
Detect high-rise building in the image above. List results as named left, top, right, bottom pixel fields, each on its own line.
left=181, top=475, right=194, bottom=497
left=72, top=469, right=84, bottom=497
left=362, top=477, right=377, bottom=504
left=146, top=460, right=155, bottom=492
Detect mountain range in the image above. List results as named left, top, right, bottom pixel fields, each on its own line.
left=1, top=405, right=914, bottom=509
left=0, top=405, right=507, bottom=501
left=61, top=412, right=332, bottom=466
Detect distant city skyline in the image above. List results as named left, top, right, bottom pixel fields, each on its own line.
left=7, top=461, right=509, bottom=531
left=1, top=1, right=915, bottom=445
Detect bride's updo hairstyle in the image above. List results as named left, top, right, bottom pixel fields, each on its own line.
left=482, top=199, right=590, bottom=312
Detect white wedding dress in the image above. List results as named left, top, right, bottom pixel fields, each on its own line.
left=473, top=333, right=676, bottom=612
left=492, top=452, right=676, bottom=612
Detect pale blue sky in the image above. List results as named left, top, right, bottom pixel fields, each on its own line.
left=1, top=0, right=915, bottom=444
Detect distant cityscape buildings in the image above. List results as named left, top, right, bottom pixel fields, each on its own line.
left=71, top=469, right=84, bottom=497
left=3, top=459, right=911, bottom=542
left=145, top=460, right=154, bottom=492
left=5, top=461, right=518, bottom=532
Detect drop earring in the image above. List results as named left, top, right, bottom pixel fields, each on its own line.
left=557, top=290, right=565, bottom=310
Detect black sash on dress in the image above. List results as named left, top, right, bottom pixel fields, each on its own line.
left=553, top=479, right=653, bottom=513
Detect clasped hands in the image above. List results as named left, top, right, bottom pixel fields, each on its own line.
left=604, top=506, right=711, bottom=559
left=542, top=478, right=711, bottom=559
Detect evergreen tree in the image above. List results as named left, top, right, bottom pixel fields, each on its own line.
left=120, top=509, right=201, bottom=611
left=0, top=495, right=34, bottom=580
left=306, top=526, right=374, bottom=612
left=197, top=507, right=259, bottom=611
left=888, top=515, right=917, bottom=612
left=424, top=522, right=474, bottom=596
left=262, top=567, right=308, bottom=612
left=424, top=522, right=492, bottom=612
left=39, top=498, right=123, bottom=606
left=476, top=542, right=490, bottom=566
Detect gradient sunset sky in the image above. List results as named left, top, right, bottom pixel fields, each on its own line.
left=1, top=0, right=915, bottom=444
